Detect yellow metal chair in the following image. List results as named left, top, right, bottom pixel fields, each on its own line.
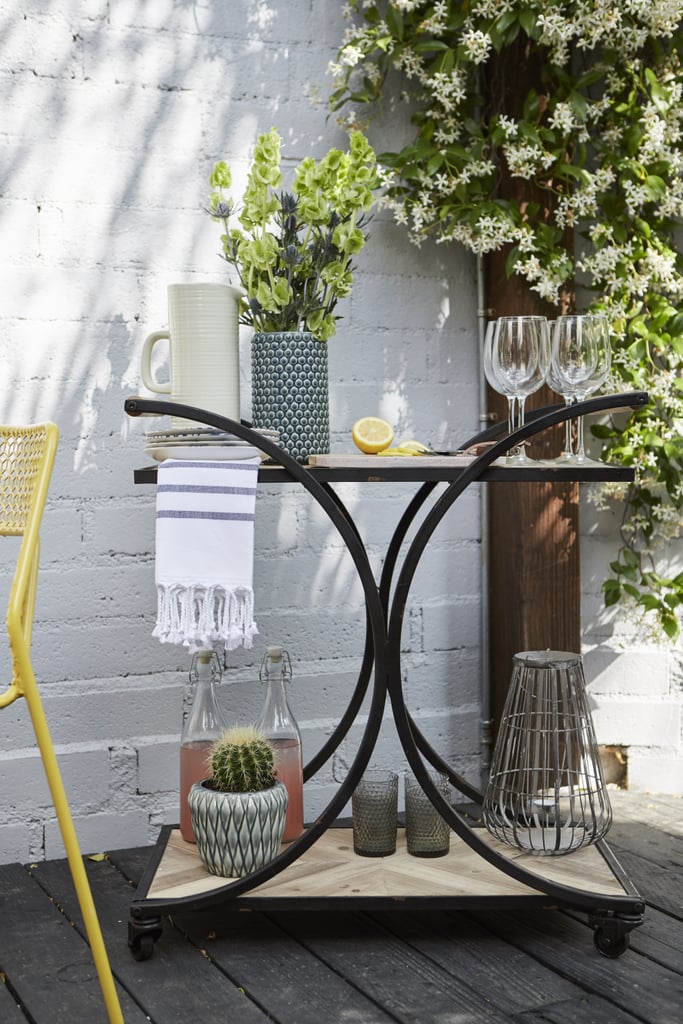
left=0, top=423, right=123, bottom=1024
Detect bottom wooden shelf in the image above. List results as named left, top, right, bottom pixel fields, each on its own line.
left=145, top=826, right=629, bottom=906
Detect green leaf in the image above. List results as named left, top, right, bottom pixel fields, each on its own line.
left=386, top=4, right=404, bottom=40
left=645, top=175, right=667, bottom=200
left=427, top=152, right=444, bottom=174
left=662, top=612, right=681, bottom=640
left=518, top=9, right=538, bottom=37
left=569, top=90, right=588, bottom=122
left=522, top=89, right=541, bottom=122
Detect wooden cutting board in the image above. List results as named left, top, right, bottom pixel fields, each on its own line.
left=307, top=453, right=475, bottom=468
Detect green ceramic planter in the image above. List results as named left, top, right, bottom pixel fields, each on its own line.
left=251, top=331, right=330, bottom=462
left=188, top=779, right=288, bottom=878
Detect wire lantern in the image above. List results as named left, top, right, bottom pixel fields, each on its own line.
left=483, top=651, right=612, bottom=855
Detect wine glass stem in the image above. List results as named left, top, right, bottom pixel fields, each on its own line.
left=507, top=396, right=516, bottom=436
left=518, top=396, right=527, bottom=432
left=509, top=396, right=528, bottom=463
left=563, top=399, right=573, bottom=458
left=576, top=412, right=587, bottom=461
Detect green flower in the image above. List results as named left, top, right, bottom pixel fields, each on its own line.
left=209, top=162, right=231, bottom=189
left=209, top=127, right=379, bottom=339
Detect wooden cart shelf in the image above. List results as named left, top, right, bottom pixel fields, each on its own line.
left=144, top=825, right=631, bottom=907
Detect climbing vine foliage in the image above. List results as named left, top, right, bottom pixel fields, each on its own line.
left=330, top=1, right=683, bottom=639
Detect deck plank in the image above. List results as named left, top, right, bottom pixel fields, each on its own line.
left=271, top=908, right=517, bottom=1023
left=30, top=857, right=273, bottom=1024
left=0, top=979, right=35, bottom=1023
left=366, top=908, right=581, bottom=1016
left=178, top=908, right=405, bottom=1024
left=514, top=994, right=646, bottom=1023
left=466, top=907, right=683, bottom=1024
left=0, top=863, right=146, bottom=1024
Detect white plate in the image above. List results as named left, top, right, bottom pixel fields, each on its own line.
left=150, top=438, right=253, bottom=447
left=145, top=445, right=263, bottom=462
left=145, top=428, right=279, bottom=442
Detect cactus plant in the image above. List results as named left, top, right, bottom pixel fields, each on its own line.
left=209, top=725, right=277, bottom=793
left=188, top=723, right=288, bottom=877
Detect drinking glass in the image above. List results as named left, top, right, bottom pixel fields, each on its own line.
left=352, top=770, right=399, bottom=856
left=549, top=315, right=612, bottom=466
left=486, top=316, right=550, bottom=463
left=404, top=771, right=451, bottom=857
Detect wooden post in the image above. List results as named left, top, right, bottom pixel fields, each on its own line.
left=482, top=40, right=580, bottom=738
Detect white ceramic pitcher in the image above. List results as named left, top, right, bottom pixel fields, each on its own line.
left=141, top=283, right=242, bottom=430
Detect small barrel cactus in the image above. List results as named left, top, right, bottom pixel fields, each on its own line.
left=209, top=725, right=277, bottom=793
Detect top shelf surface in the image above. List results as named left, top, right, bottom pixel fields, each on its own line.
left=133, top=459, right=635, bottom=486
left=126, top=390, right=646, bottom=486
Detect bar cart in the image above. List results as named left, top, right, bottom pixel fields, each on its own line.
left=124, top=391, right=648, bottom=962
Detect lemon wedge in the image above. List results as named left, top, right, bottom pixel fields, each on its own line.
left=352, top=416, right=394, bottom=454
left=398, top=439, right=432, bottom=454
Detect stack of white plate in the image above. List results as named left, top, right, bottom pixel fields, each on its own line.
left=144, top=426, right=280, bottom=462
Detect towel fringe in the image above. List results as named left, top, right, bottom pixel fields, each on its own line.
left=153, top=584, right=258, bottom=650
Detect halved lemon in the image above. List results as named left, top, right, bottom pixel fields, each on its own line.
left=352, top=416, right=394, bottom=454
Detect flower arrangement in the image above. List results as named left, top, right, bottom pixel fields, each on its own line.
left=330, top=1, right=683, bottom=638
left=208, top=128, right=380, bottom=341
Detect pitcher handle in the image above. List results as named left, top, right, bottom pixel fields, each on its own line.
left=140, top=331, right=172, bottom=394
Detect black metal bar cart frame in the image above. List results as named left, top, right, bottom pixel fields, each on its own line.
left=124, top=391, right=648, bottom=962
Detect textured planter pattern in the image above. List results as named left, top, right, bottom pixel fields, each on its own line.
left=251, top=331, right=330, bottom=463
left=188, top=780, right=288, bottom=878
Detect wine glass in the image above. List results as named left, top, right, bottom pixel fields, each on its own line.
left=549, top=315, right=612, bottom=466
left=487, top=316, right=550, bottom=463
left=483, top=320, right=517, bottom=439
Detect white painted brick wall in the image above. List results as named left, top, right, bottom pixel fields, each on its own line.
left=0, top=1, right=679, bottom=866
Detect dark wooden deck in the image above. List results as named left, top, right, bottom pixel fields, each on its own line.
left=1, top=791, right=681, bottom=1023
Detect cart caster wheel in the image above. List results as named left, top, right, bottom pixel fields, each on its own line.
left=594, top=927, right=629, bottom=958
left=130, top=933, right=156, bottom=961
left=128, top=916, right=162, bottom=961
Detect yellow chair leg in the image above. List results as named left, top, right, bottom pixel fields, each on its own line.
left=24, top=680, right=124, bottom=1024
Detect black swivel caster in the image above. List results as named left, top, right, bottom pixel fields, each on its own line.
left=593, top=926, right=630, bottom=958
left=128, top=917, right=163, bottom=961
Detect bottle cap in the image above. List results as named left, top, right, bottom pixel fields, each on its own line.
left=266, top=646, right=284, bottom=660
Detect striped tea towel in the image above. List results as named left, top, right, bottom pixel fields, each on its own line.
left=153, top=456, right=259, bottom=650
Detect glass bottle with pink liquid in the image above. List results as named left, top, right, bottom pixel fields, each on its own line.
left=179, top=648, right=226, bottom=843
left=255, top=646, right=304, bottom=842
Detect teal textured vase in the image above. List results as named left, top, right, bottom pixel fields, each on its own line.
left=188, top=779, right=288, bottom=878
left=251, top=331, right=330, bottom=462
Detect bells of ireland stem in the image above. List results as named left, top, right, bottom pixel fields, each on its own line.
left=255, top=647, right=304, bottom=841
left=179, top=649, right=227, bottom=843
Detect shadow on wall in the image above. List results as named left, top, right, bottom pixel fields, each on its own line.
left=0, top=1, right=335, bottom=446
left=0, top=0, right=476, bottom=671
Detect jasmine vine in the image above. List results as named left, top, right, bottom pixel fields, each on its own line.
left=209, top=128, right=379, bottom=341
left=330, top=0, right=683, bottom=638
